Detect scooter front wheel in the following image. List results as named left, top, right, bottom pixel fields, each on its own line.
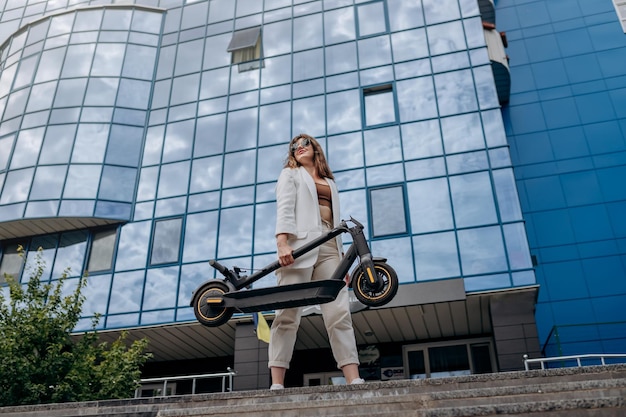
left=351, top=262, right=398, bottom=307
left=192, top=281, right=234, bottom=327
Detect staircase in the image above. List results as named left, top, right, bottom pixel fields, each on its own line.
left=1, top=364, right=624, bottom=417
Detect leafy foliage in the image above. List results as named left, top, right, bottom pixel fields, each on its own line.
left=0, top=247, right=152, bottom=406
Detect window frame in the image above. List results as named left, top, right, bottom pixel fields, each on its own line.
left=368, top=183, right=409, bottom=239
left=86, top=226, right=119, bottom=274
left=149, top=216, right=183, bottom=266
left=361, top=82, right=398, bottom=128
left=355, top=0, right=390, bottom=38
left=227, top=26, right=263, bottom=72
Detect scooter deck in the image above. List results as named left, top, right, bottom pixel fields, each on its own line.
left=222, top=279, right=346, bottom=313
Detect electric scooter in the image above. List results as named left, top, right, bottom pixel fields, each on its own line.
left=190, top=217, right=399, bottom=327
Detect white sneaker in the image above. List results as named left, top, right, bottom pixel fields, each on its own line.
left=270, top=384, right=284, bottom=390
left=350, top=378, right=365, bottom=385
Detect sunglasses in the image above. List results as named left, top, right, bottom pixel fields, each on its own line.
left=290, top=137, right=312, bottom=153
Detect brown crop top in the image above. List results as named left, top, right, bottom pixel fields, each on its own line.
left=316, top=182, right=333, bottom=224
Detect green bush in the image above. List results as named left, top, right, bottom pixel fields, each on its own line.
left=0, top=247, right=152, bottom=406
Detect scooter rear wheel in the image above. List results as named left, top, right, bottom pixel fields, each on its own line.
left=192, top=281, right=234, bottom=327
left=351, top=262, right=398, bottom=307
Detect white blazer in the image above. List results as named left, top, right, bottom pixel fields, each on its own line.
left=275, top=167, right=342, bottom=269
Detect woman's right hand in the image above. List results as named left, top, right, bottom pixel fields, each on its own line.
left=276, top=234, right=295, bottom=266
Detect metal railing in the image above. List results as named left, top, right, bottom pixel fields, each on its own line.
left=523, top=353, right=626, bottom=371
left=135, top=367, right=237, bottom=398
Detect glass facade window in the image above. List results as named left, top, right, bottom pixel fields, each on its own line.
left=370, top=185, right=407, bottom=238
left=0, top=1, right=537, bottom=337
left=150, top=218, right=183, bottom=265
left=227, top=26, right=262, bottom=71
left=363, top=84, right=396, bottom=127
left=0, top=242, right=24, bottom=283
left=87, top=228, right=117, bottom=273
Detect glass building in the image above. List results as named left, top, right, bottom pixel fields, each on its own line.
left=0, top=0, right=621, bottom=392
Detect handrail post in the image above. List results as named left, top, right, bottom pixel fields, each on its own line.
left=192, top=377, right=197, bottom=395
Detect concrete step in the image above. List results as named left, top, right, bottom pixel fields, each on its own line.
left=0, top=364, right=624, bottom=417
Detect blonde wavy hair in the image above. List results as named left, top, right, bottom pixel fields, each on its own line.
left=284, top=133, right=334, bottom=180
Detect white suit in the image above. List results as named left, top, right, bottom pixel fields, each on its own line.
left=274, top=166, right=343, bottom=268
left=269, top=166, right=359, bottom=371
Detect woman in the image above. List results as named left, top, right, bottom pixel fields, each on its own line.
left=268, top=133, right=364, bottom=390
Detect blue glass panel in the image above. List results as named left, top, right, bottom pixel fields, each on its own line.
left=446, top=151, right=488, bottom=175
left=151, top=218, right=182, bottom=265
left=440, top=113, right=484, bottom=154
left=114, top=221, right=151, bottom=272
left=183, top=210, right=219, bottom=264
left=533, top=209, right=576, bottom=246
left=13, top=54, right=37, bottom=89
left=364, top=89, right=396, bottom=127
left=181, top=1, right=208, bottom=29
left=294, top=13, right=322, bottom=50
left=26, top=81, right=55, bottom=112
left=25, top=201, right=58, bottom=218
left=333, top=168, right=364, bottom=191
left=29, top=165, right=66, bottom=200
left=569, top=205, right=614, bottom=242
left=293, top=48, right=324, bottom=82
left=584, top=121, right=626, bottom=154
left=324, top=90, right=361, bottom=134
left=141, top=309, right=175, bottom=325
left=142, top=260, right=179, bottom=310
left=4, top=89, right=29, bottom=120
left=357, top=35, right=392, bottom=68
left=338, top=189, right=368, bottom=242
left=230, top=64, right=260, bottom=94
left=370, top=186, right=407, bottom=236
left=391, top=29, right=428, bottom=62
left=70, top=124, right=108, bottom=163
left=458, top=226, right=507, bottom=275
left=225, top=107, right=258, bottom=151
left=257, top=144, right=284, bottom=183
left=259, top=102, right=291, bottom=147
left=142, top=125, right=164, bottom=166
left=560, top=170, right=602, bottom=206
left=387, top=0, right=424, bottom=31
left=58, top=200, right=94, bottom=217
left=488, top=148, right=511, bottom=168
left=9, top=127, right=43, bottom=169
left=0, top=134, right=14, bottom=170
left=161, top=119, right=193, bottom=163
left=397, top=77, right=437, bottom=122
left=254, top=202, right=277, bottom=254
left=105, top=125, right=143, bottom=166
left=405, top=157, right=446, bottom=181
left=132, top=10, right=163, bottom=34
left=512, top=270, right=536, bottom=286
left=157, top=161, right=190, bottom=198
left=372, top=237, right=415, bottom=283
left=435, top=70, right=478, bottom=116
left=222, top=149, right=256, bottom=188
left=364, top=126, right=402, bottom=166
left=155, top=196, right=186, bottom=217
left=91, top=43, right=125, bottom=76
left=324, top=6, right=355, bottom=44
left=99, top=166, right=136, bottom=202
left=366, top=162, right=403, bottom=186
left=327, top=132, right=363, bottom=171
left=450, top=172, right=497, bottom=228
left=427, top=21, right=466, bottom=56
left=597, top=166, right=626, bottom=202
left=400, top=119, right=442, bottom=159
left=357, top=1, right=386, bottom=37
left=464, top=273, right=511, bottom=292
left=263, top=19, right=292, bottom=57
left=260, top=55, right=291, bottom=88
left=82, top=273, right=111, bottom=316
left=413, top=231, right=460, bottom=280
left=190, top=156, right=223, bottom=194
left=218, top=205, right=253, bottom=258
left=423, top=0, right=460, bottom=25
left=108, top=270, right=145, bottom=313
left=407, top=177, right=453, bottom=234
left=503, top=223, right=533, bottom=270
left=39, top=125, right=75, bottom=164
left=194, top=114, right=225, bottom=157
left=473, top=65, right=499, bottom=109
left=292, top=95, right=325, bottom=137
left=84, top=77, right=119, bottom=106
left=325, top=42, right=358, bottom=75
left=492, top=169, right=523, bottom=222
left=221, top=186, right=254, bottom=207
